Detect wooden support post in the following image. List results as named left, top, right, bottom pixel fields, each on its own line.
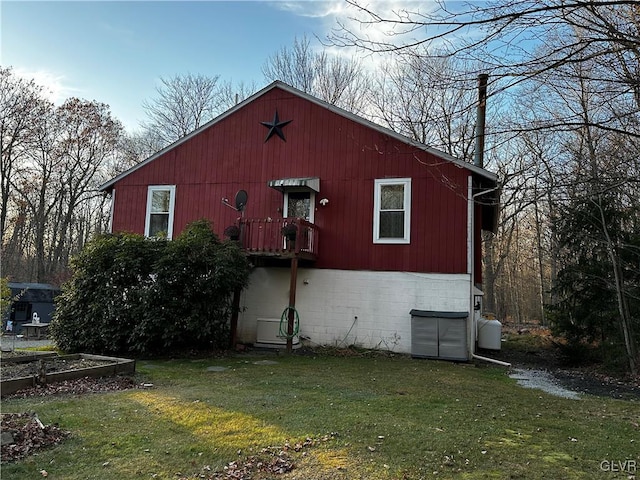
left=230, top=287, right=241, bottom=349
left=287, top=256, right=299, bottom=353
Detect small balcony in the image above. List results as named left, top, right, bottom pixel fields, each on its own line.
left=237, top=217, right=318, bottom=261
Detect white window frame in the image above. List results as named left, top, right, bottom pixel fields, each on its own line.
left=283, top=190, right=316, bottom=223
left=373, top=178, right=411, bottom=244
left=108, top=189, right=115, bottom=233
left=144, top=185, right=176, bottom=239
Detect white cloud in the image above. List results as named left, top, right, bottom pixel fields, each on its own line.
left=272, top=0, right=348, bottom=19
left=12, top=67, right=82, bottom=104
left=275, top=1, right=440, bottom=47
left=270, top=1, right=441, bottom=74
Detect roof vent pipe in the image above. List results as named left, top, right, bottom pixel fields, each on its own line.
left=474, top=73, right=489, bottom=169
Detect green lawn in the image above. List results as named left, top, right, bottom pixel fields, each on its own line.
left=2, top=351, right=638, bottom=479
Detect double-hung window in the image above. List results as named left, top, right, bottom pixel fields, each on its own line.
left=145, top=185, right=176, bottom=239
left=373, top=178, right=411, bottom=244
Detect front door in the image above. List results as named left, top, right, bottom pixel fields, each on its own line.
left=283, top=191, right=314, bottom=223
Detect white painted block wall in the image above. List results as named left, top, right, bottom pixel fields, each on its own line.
left=238, top=267, right=471, bottom=354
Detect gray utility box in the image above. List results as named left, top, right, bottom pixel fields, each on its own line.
left=410, top=310, right=469, bottom=361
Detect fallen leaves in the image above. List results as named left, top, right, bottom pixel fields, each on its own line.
left=177, top=434, right=337, bottom=479
left=1, top=376, right=139, bottom=463
left=3, top=375, right=139, bottom=399
left=1, top=412, right=70, bottom=463
left=1, top=358, right=113, bottom=381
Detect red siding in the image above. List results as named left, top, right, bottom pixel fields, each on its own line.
left=111, top=87, right=475, bottom=274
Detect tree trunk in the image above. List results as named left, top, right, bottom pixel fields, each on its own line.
left=595, top=199, right=637, bottom=375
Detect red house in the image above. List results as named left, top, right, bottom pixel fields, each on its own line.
left=100, top=81, right=499, bottom=360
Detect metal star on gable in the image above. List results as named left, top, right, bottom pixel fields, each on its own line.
left=261, top=110, right=292, bottom=142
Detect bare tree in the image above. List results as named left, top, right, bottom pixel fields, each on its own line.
left=262, top=35, right=372, bottom=114
left=369, top=54, right=483, bottom=159
left=10, top=103, right=62, bottom=281
left=141, top=73, right=224, bottom=147
left=487, top=31, right=639, bottom=371
left=263, top=36, right=316, bottom=92
left=50, top=99, right=123, bottom=272
left=217, top=79, right=258, bottom=110
left=5, top=94, right=123, bottom=282
left=139, top=74, right=256, bottom=152
left=0, top=67, right=50, bottom=243
left=329, top=1, right=640, bottom=94
left=116, top=130, right=164, bottom=172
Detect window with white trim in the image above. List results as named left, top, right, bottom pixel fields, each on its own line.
left=145, top=185, right=176, bottom=239
left=373, top=178, right=411, bottom=244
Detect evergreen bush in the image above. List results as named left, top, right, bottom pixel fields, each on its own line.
left=50, top=220, right=249, bottom=356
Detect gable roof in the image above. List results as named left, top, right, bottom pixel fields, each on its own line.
left=9, top=282, right=61, bottom=303
left=100, top=80, right=497, bottom=192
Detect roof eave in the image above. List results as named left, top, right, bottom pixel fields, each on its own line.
left=270, top=82, right=499, bottom=183
left=99, top=81, right=288, bottom=193
left=100, top=80, right=499, bottom=191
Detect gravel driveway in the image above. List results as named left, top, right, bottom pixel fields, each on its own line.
left=0, top=335, right=54, bottom=351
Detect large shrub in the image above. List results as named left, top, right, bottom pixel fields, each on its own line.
left=50, top=220, right=249, bottom=356
left=1, top=277, right=12, bottom=327
left=133, top=220, right=250, bottom=354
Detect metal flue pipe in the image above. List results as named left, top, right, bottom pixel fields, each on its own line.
left=474, top=73, right=489, bottom=169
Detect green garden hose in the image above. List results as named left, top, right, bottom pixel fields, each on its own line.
left=279, top=306, right=300, bottom=339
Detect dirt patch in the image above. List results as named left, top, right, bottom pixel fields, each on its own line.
left=551, top=369, right=639, bottom=400
left=2, top=358, right=113, bottom=381
left=2, top=375, right=141, bottom=400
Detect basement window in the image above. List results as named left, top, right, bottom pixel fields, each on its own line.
left=373, top=178, right=411, bottom=244
left=145, top=185, right=176, bottom=239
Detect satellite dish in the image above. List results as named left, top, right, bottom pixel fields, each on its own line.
left=235, top=190, right=248, bottom=212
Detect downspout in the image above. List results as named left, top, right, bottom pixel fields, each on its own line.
left=469, top=184, right=502, bottom=363
left=469, top=181, right=501, bottom=355
left=472, top=353, right=511, bottom=367
left=467, top=176, right=474, bottom=359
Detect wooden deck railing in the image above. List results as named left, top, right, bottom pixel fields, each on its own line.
left=238, top=217, right=318, bottom=259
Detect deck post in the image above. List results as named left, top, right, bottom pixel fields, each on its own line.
left=287, top=256, right=299, bottom=353
left=230, top=287, right=241, bottom=349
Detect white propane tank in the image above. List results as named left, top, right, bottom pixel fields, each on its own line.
left=478, top=317, right=502, bottom=350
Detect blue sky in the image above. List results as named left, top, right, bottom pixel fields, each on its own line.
left=1, top=1, right=354, bottom=132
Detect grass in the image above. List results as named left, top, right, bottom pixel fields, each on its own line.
left=2, top=351, right=638, bottom=479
